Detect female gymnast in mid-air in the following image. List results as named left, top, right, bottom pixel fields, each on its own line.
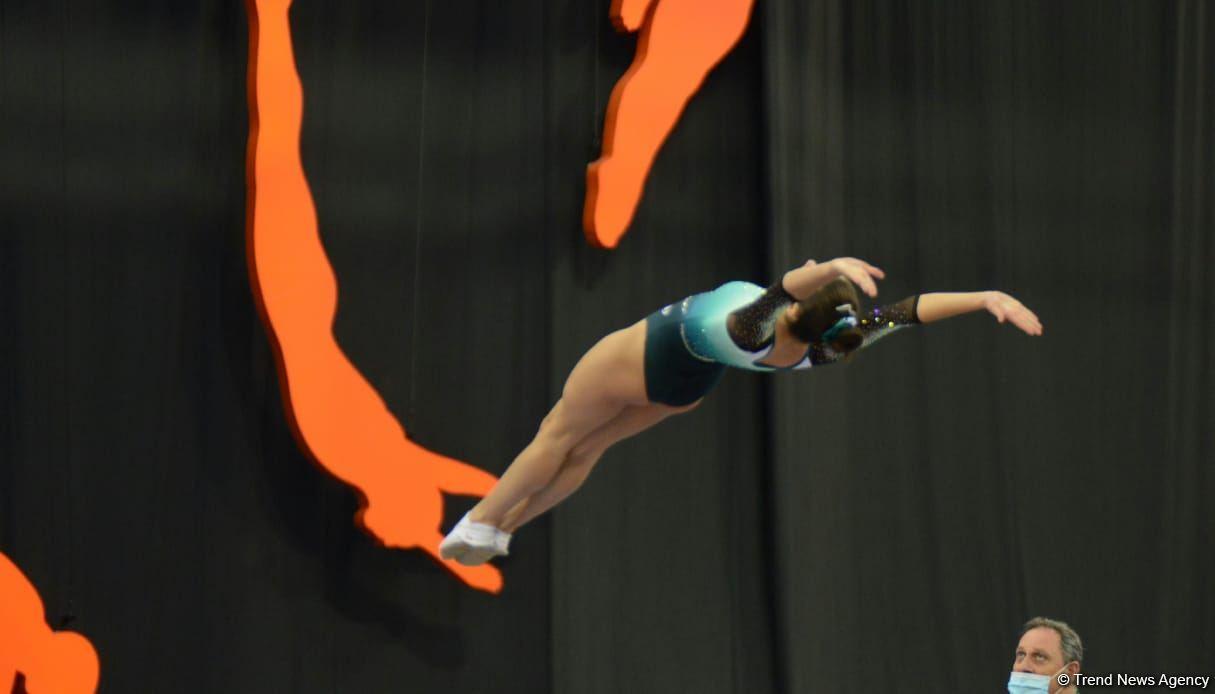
left=440, top=257, right=1043, bottom=565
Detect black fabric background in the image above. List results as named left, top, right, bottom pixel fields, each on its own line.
left=0, top=1, right=1210, bottom=692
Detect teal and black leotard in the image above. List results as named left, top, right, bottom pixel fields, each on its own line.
left=643, top=281, right=921, bottom=406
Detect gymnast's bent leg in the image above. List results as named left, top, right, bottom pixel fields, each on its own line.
left=440, top=322, right=649, bottom=563
left=498, top=400, right=698, bottom=533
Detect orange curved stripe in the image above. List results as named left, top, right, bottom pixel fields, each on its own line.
left=584, top=0, right=756, bottom=249
left=0, top=553, right=99, bottom=694
left=244, top=0, right=502, bottom=593
left=609, top=0, right=658, bottom=32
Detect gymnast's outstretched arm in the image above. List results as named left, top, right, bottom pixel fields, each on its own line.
left=808, top=289, right=1041, bottom=365
left=916, top=291, right=1043, bottom=336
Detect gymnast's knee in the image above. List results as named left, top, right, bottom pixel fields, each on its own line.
left=566, top=437, right=608, bottom=469
left=534, top=400, right=582, bottom=456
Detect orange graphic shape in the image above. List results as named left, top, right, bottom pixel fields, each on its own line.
left=245, top=0, right=503, bottom=593
left=584, top=0, right=756, bottom=249
left=0, top=553, right=100, bottom=694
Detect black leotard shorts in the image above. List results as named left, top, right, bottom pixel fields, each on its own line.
left=643, top=306, right=726, bottom=407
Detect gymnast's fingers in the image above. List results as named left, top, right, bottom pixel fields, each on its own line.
left=1013, top=307, right=1044, bottom=335
left=1016, top=314, right=1042, bottom=336
left=839, top=262, right=879, bottom=297
left=858, top=259, right=886, bottom=279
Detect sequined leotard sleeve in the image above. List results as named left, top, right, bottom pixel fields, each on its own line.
left=809, top=295, right=921, bottom=365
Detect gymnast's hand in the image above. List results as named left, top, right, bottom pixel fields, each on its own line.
left=983, top=291, right=1043, bottom=336
left=826, top=257, right=885, bottom=297
left=784, top=257, right=885, bottom=300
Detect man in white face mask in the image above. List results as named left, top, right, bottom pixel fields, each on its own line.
left=1008, top=617, right=1083, bottom=693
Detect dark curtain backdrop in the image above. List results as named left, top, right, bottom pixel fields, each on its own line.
left=1159, top=0, right=1215, bottom=676
left=765, top=1, right=1213, bottom=691
left=0, top=1, right=1209, bottom=693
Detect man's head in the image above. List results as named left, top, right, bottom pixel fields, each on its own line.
left=1013, top=617, right=1083, bottom=692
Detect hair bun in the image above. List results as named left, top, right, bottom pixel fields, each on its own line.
left=831, top=326, right=864, bottom=353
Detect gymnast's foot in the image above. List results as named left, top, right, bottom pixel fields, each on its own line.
left=440, top=513, right=511, bottom=565
left=493, top=527, right=512, bottom=557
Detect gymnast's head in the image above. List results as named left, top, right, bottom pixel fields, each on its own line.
left=786, top=277, right=864, bottom=355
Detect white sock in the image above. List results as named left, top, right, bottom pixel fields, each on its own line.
left=493, top=528, right=512, bottom=557
left=439, top=513, right=504, bottom=565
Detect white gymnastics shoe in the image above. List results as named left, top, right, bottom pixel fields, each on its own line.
left=493, top=527, right=512, bottom=557
left=440, top=513, right=509, bottom=566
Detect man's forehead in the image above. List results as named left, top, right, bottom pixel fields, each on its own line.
left=1018, top=627, right=1062, bottom=653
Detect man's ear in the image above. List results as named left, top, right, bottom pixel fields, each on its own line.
left=1066, top=661, right=1080, bottom=676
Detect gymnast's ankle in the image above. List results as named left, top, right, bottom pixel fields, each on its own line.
left=467, top=509, right=499, bottom=528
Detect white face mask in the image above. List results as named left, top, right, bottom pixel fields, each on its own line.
left=1007, top=671, right=1051, bottom=693
left=1008, top=664, right=1073, bottom=694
